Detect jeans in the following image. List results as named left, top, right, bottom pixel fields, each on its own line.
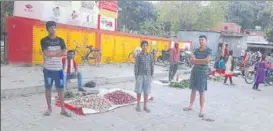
left=265, top=69, right=273, bottom=84
left=64, top=72, right=83, bottom=89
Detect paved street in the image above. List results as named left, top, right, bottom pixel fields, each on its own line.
left=1, top=77, right=273, bottom=131
left=1, top=64, right=165, bottom=90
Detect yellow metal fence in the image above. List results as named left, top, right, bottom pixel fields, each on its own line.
left=32, top=25, right=173, bottom=64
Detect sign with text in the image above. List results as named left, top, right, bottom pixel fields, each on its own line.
left=13, top=1, right=44, bottom=20
left=13, top=1, right=99, bottom=29
left=100, top=15, right=115, bottom=31
left=98, top=0, right=117, bottom=12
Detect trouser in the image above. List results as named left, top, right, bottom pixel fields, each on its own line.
left=169, top=63, right=179, bottom=81
left=253, top=82, right=260, bottom=89
left=64, top=72, right=83, bottom=89
left=265, top=69, right=273, bottom=84
left=224, top=76, right=233, bottom=84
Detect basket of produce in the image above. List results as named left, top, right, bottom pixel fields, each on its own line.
left=169, top=79, right=190, bottom=89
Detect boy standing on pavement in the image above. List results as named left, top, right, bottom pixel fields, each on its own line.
left=134, top=40, right=154, bottom=113
left=169, top=42, right=180, bottom=81
left=41, top=21, right=71, bottom=117
left=62, top=50, right=86, bottom=92
left=183, top=35, right=212, bottom=117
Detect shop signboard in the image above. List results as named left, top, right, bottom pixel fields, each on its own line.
left=13, top=1, right=44, bottom=20
left=99, top=15, right=115, bottom=31
left=98, top=0, right=117, bottom=12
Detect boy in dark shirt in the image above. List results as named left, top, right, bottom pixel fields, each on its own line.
left=41, top=21, right=71, bottom=117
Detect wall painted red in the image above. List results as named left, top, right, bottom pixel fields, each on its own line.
left=5, top=16, right=35, bottom=64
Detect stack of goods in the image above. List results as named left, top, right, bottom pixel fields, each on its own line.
left=69, top=95, right=112, bottom=112
left=104, top=90, right=136, bottom=105
left=55, top=89, right=149, bottom=115
left=169, top=79, right=190, bottom=89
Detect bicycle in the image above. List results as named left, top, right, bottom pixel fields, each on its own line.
left=244, top=69, right=256, bottom=84
left=72, top=40, right=102, bottom=66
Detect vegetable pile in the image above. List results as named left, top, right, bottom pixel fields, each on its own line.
left=169, top=79, right=190, bottom=88
left=210, top=75, right=225, bottom=82
left=104, top=90, right=136, bottom=105
left=69, top=95, right=112, bottom=112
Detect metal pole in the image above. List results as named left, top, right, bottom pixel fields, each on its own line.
left=4, top=32, right=8, bottom=64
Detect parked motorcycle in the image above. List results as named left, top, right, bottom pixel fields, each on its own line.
left=180, top=51, right=193, bottom=68
left=157, top=50, right=170, bottom=65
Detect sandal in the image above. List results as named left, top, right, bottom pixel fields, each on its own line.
left=136, top=105, right=141, bottom=112
left=144, top=107, right=150, bottom=113
left=202, top=118, right=215, bottom=122
left=43, top=110, right=52, bottom=116
left=183, top=107, right=192, bottom=111
left=60, top=111, right=71, bottom=117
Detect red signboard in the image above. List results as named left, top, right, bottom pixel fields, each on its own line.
left=98, top=1, right=117, bottom=12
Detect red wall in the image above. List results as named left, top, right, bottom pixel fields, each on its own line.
left=6, top=16, right=35, bottom=63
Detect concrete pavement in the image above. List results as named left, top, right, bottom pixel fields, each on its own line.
left=1, top=64, right=171, bottom=98
left=1, top=78, right=273, bottom=131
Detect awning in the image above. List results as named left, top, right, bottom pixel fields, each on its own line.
left=247, top=43, right=273, bottom=49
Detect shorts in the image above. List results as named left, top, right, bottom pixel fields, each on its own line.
left=135, top=75, right=152, bottom=94
left=43, top=68, right=64, bottom=89
left=189, top=71, right=208, bottom=93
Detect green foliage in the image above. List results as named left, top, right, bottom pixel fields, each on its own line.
left=117, top=1, right=157, bottom=32
left=169, top=79, right=190, bottom=88
left=1, top=1, right=14, bottom=36
left=0, top=1, right=272, bottom=40
left=154, top=1, right=227, bottom=32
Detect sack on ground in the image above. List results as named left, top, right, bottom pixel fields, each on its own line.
left=84, top=81, right=96, bottom=88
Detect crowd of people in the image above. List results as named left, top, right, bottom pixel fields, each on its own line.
left=215, top=43, right=273, bottom=90
left=40, top=21, right=272, bottom=118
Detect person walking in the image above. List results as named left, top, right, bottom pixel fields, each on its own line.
left=253, top=56, right=267, bottom=91
left=134, top=40, right=154, bottom=113
left=41, top=21, right=71, bottom=117
left=241, top=49, right=251, bottom=76
left=168, top=42, right=180, bottom=81
left=214, top=44, right=223, bottom=69
left=224, top=50, right=235, bottom=85
left=265, top=53, right=273, bottom=86
left=183, top=35, right=212, bottom=117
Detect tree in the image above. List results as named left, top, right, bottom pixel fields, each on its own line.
left=154, top=1, right=227, bottom=32
left=139, top=19, right=164, bottom=36
left=117, top=1, right=157, bottom=33
left=1, top=1, right=14, bottom=36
